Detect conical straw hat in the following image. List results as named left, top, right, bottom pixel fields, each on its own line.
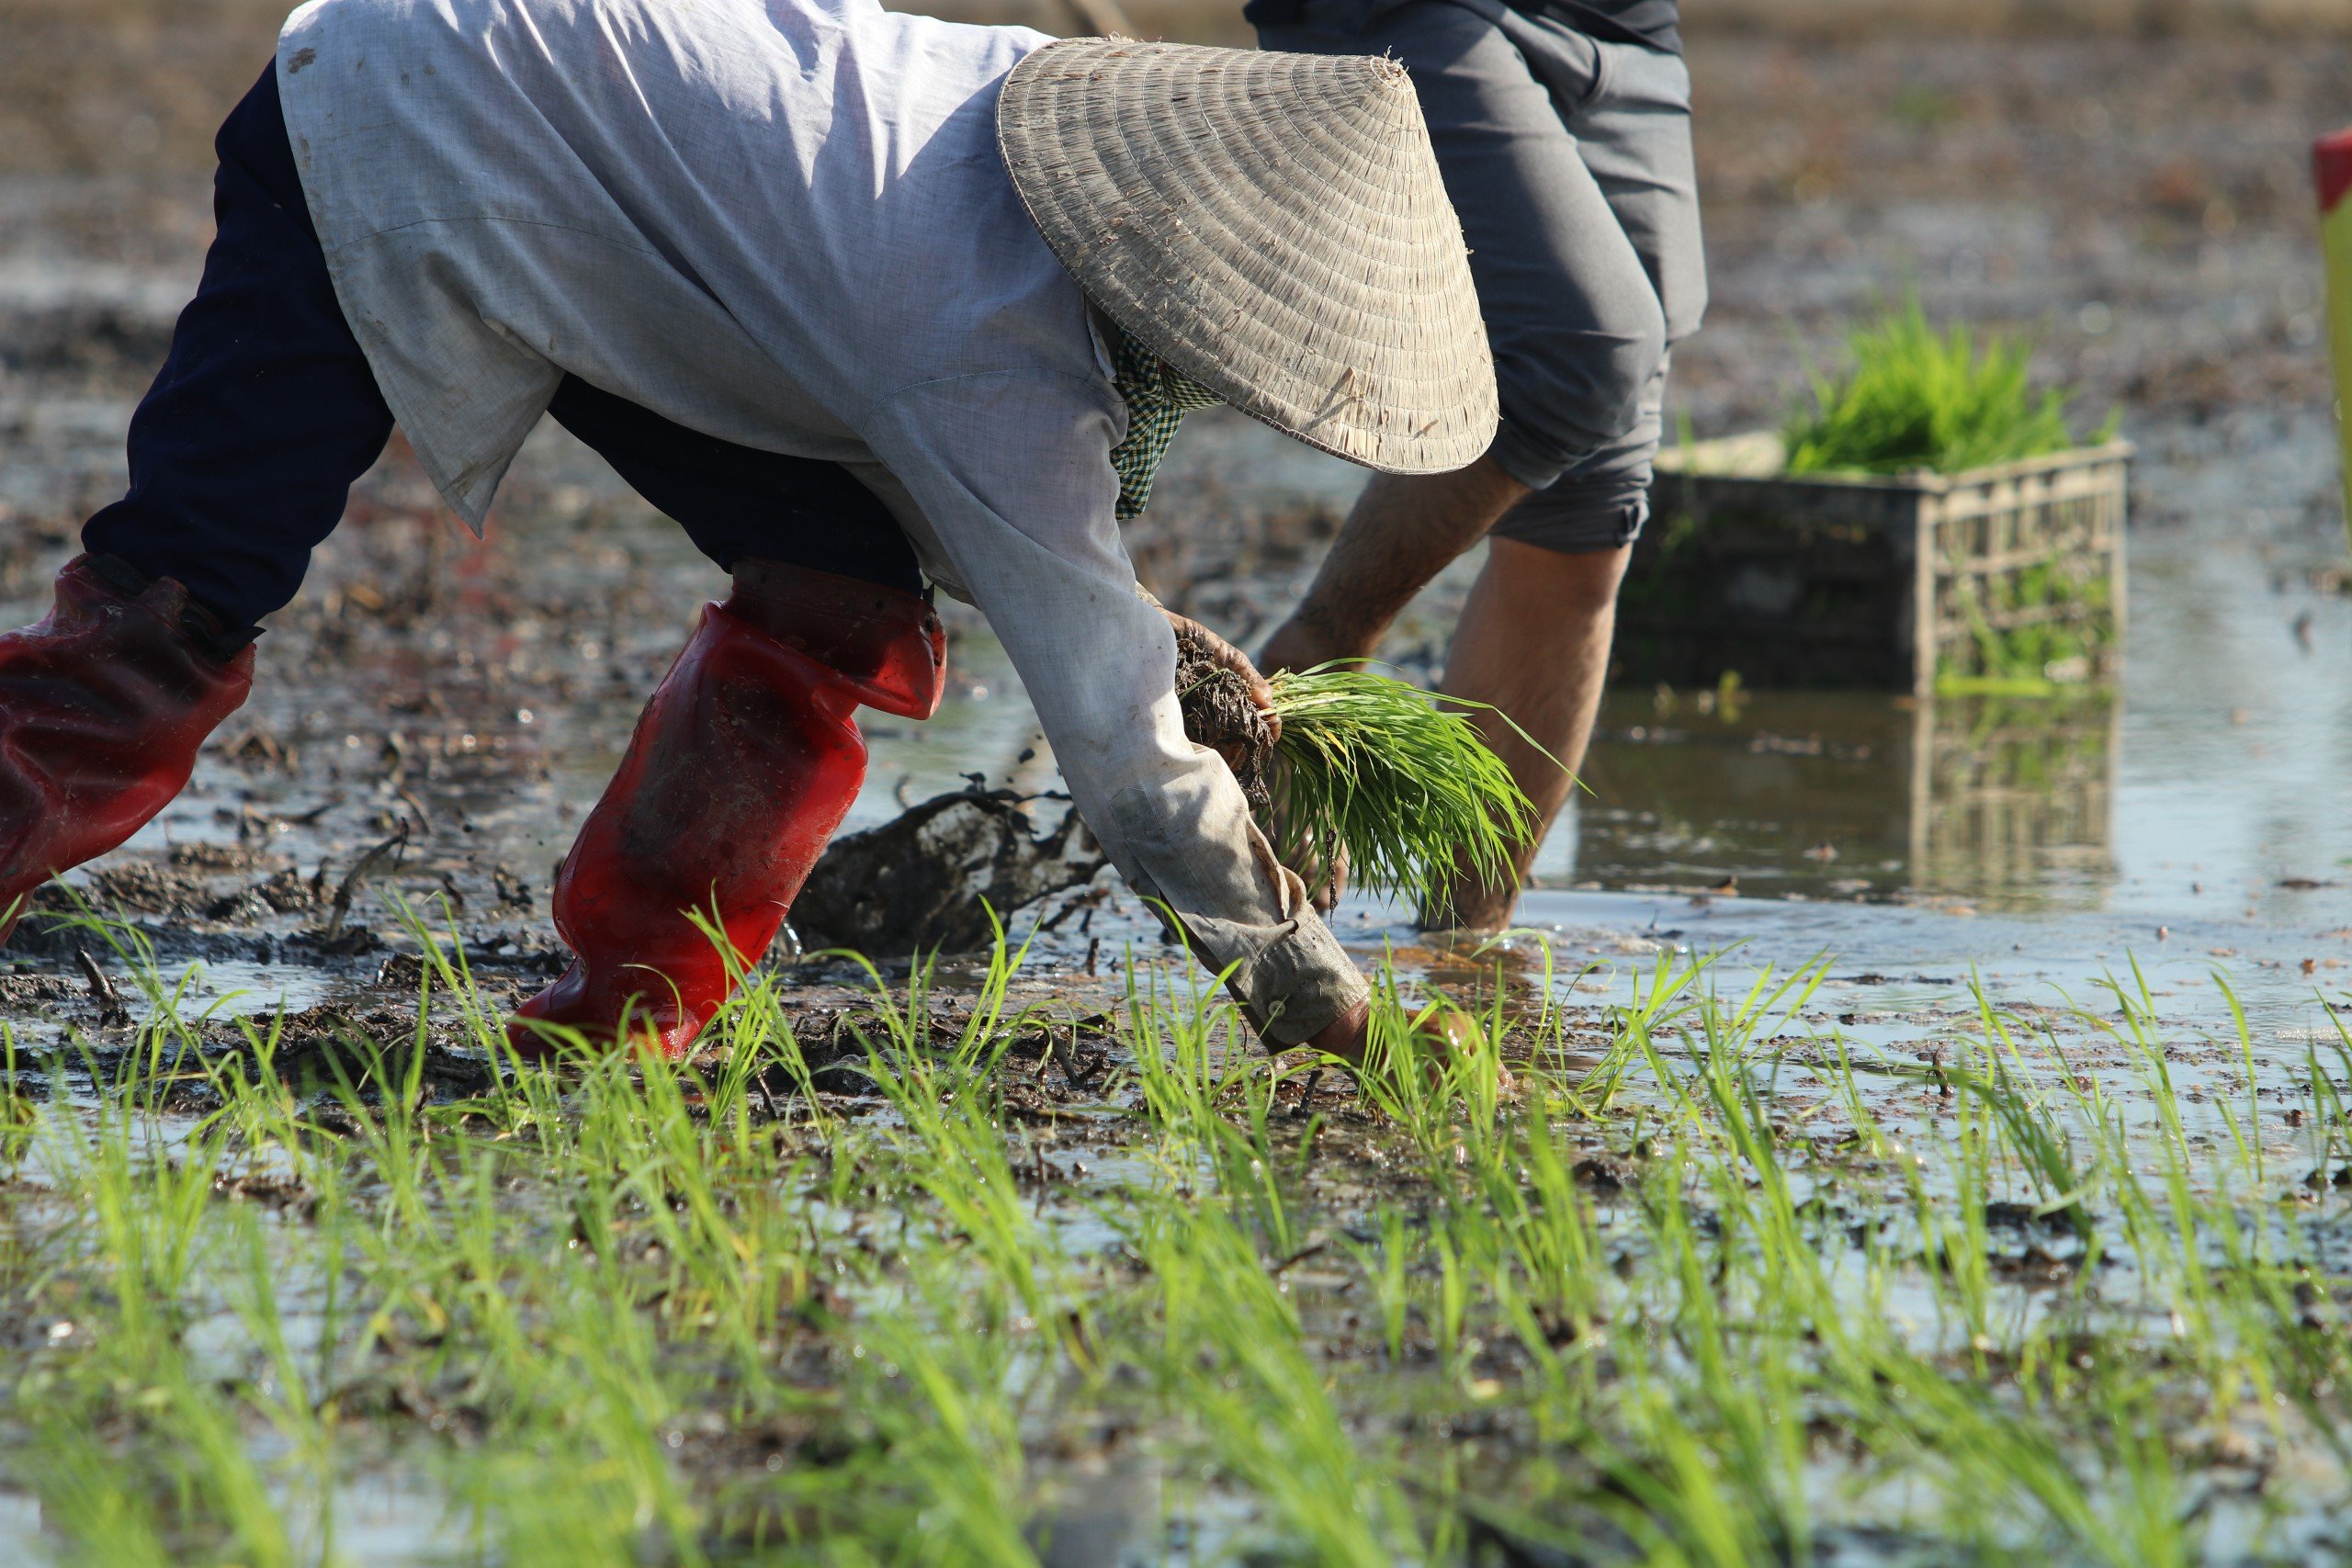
left=997, top=39, right=1498, bottom=474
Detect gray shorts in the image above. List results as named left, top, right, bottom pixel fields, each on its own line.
left=1259, top=0, right=1707, bottom=553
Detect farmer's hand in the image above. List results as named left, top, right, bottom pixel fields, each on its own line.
left=1180, top=612, right=1350, bottom=910
left=1163, top=609, right=1280, bottom=746
left=1161, top=610, right=1345, bottom=906
left=1293, top=998, right=1516, bottom=1098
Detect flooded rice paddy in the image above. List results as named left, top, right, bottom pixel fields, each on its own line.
left=0, top=397, right=2339, bottom=1562
left=4, top=10, right=2352, bottom=1563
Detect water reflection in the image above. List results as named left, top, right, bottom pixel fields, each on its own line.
left=1556, top=688, right=2120, bottom=909
left=1912, top=694, right=2118, bottom=904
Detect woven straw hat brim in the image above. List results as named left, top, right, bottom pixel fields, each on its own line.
left=997, top=39, right=1497, bottom=475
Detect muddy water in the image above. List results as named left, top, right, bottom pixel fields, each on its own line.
left=0, top=386, right=2344, bottom=1068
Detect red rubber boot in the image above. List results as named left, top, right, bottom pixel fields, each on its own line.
left=0, top=555, right=256, bottom=942
left=509, top=560, right=944, bottom=1060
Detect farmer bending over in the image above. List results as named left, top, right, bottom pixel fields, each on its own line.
left=0, top=0, right=1498, bottom=1063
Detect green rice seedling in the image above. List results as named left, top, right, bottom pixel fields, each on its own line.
left=1119, top=945, right=1325, bottom=1254
left=580, top=1057, right=817, bottom=1371
left=1346, top=1206, right=1418, bottom=1365
left=227, top=1215, right=350, bottom=1552
left=845, top=939, right=1084, bottom=1341
left=47, top=1069, right=220, bottom=1331
left=1485, top=1108, right=1609, bottom=1344
left=2213, top=968, right=2267, bottom=1185
left=17, top=1080, right=309, bottom=1566
left=1900, top=1104, right=2000, bottom=1348
left=848, top=1269, right=1044, bottom=1568
left=1124, top=945, right=1254, bottom=1145
left=1783, top=295, right=2112, bottom=476
left=1340, top=964, right=1521, bottom=1170
left=1262, top=664, right=1544, bottom=915
left=1953, top=985, right=2098, bottom=1232
left=311, top=1037, right=441, bottom=1238
left=2303, top=1027, right=2352, bottom=1179
left=1583, top=1147, right=1812, bottom=1566
left=17, top=1426, right=178, bottom=1568
left=17, top=888, right=2352, bottom=1560
left=1129, top=1192, right=1416, bottom=1566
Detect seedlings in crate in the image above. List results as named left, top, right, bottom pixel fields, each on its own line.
left=1784, top=296, right=2115, bottom=477
left=1941, top=558, right=2115, bottom=694
left=1633, top=389, right=2127, bottom=694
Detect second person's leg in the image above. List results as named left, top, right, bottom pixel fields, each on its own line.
left=1258, top=5, right=1702, bottom=929
left=1256, top=1, right=1668, bottom=679
left=1438, top=31, right=1706, bottom=926
left=1435, top=359, right=1666, bottom=927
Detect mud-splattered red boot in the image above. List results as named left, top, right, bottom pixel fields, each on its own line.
left=0, top=555, right=256, bottom=942
left=508, top=561, right=944, bottom=1060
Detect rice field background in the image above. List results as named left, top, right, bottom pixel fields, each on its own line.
left=3, top=0, right=2351, bottom=1560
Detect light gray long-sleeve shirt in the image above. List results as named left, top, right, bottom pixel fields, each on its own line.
left=274, top=0, right=1367, bottom=1042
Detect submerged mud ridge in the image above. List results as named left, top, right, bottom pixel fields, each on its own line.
left=795, top=788, right=1106, bottom=958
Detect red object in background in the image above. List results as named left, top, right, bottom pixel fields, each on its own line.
left=0, top=557, right=254, bottom=942
left=2316, top=128, right=2352, bottom=215
left=509, top=561, right=944, bottom=1061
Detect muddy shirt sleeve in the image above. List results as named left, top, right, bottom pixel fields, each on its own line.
left=861, top=373, right=1369, bottom=1044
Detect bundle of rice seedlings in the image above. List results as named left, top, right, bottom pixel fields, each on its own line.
left=1261, top=665, right=1540, bottom=918
left=1782, top=297, right=2111, bottom=476
left=1168, top=622, right=1544, bottom=916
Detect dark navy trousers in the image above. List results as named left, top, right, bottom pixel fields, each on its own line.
left=84, top=66, right=922, bottom=642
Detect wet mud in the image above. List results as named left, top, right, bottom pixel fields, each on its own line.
left=795, top=788, right=1105, bottom=957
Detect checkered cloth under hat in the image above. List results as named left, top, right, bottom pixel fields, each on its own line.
left=1107, top=320, right=1221, bottom=518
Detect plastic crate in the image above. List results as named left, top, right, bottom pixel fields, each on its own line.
left=1620, top=433, right=2132, bottom=694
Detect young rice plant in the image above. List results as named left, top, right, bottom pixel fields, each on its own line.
left=3, top=898, right=2351, bottom=1561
